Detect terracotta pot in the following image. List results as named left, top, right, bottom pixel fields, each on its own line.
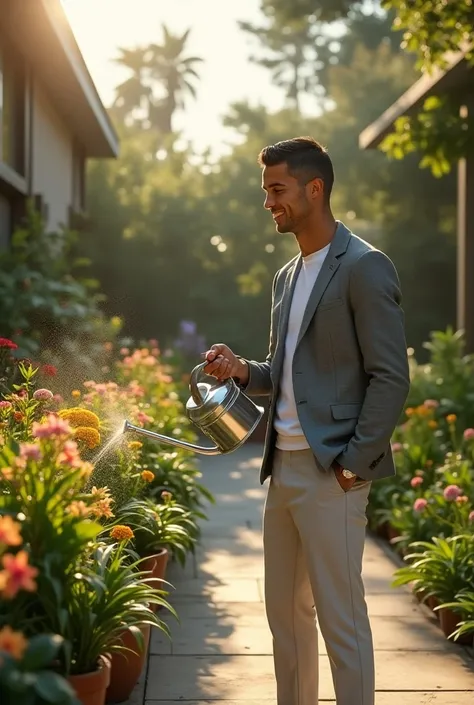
left=376, top=521, right=390, bottom=540
left=387, top=525, right=400, bottom=542
left=426, top=595, right=440, bottom=619
left=141, top=548, right=168, bottom=584
left=106, top=625, right=150, bottom=704
left=68, top=655, right=111, bottom=705
left=438, top=607, right=473, bottom=646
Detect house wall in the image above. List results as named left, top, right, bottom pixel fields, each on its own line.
left=32, top=80, right=74, bottom=231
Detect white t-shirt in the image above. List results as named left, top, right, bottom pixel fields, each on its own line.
left=274, top=244, right=330, bottom=450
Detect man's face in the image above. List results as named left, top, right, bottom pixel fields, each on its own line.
left=261, top=162, right=313, bottom=234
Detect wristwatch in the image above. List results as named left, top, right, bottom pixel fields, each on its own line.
left=333, top=461, right=357, bottom=479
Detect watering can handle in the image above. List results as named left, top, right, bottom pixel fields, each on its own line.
left=190, top=361, right=227, bottom=404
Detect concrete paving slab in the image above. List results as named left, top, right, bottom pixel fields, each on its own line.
left=169, top=577, right=262, bottom=603
left=146, top=650, right=474, bottom=701
left=150, top=609, right=452, bottom=655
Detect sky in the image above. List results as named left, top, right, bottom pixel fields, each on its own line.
left=62, top=0, right=293, bottom=155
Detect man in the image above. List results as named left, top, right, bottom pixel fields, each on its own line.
left=203, top=137, right=410, bottom=705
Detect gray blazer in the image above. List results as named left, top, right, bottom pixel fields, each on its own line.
left=244, top=221, right=410, bottom=485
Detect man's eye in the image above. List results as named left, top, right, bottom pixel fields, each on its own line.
left=274, top=189, right=284, bottom=194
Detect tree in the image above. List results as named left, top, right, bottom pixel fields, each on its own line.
left=148, top=25, right=202, bottom=134
left=263, top=0, right=474, bottom=173
left=111, top=26, right=202, bottom=135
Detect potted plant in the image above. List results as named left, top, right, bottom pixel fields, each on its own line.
left=439, top=588, right=474, bottom=646
left=112, top=493, right=200, bottom=584
left=65, top=541, right=174, bottom=704
left=393, top=534, right=474, bottom=641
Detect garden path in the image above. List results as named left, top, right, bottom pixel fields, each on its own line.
left=130, top=444, right=474, bottom=705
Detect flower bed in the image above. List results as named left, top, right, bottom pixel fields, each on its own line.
left=368, top=329, right=474, bottom=645
left=0, top=337, right=213, bottom=704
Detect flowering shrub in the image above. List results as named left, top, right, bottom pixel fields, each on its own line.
left=369, top=329, right=474, bottom=642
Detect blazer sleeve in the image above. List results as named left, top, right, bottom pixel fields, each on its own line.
left=240, top=270, right=279, bottom=397
left=335, top=250, right=410, bottom=477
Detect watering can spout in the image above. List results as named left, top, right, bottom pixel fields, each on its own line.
left=122, top=419, right=221, bottom=455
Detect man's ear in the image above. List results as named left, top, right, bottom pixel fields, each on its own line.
left=309, top=177, right=324, bottom=200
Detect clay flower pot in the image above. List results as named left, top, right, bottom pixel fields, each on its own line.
left=68, top=655, right=111, bottom=705
left=438, top=607, right=473, bottom=646
left=141, top=548, right=169, bottom=610
left=426, top=595, right=440, bottom=619
left=106, top=624, right=151, bottom=704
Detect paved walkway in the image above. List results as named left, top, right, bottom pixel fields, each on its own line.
left=135, top=445, right=474, bottom=704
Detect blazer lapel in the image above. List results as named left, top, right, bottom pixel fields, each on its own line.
left=274, top=255, right=302, bottom=366
left=296, top=221, right=351, bottom=346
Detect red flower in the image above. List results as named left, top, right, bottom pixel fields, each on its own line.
left=41, top=364, right=57, bottom=377
left=0, top=338, right=18, bottom=350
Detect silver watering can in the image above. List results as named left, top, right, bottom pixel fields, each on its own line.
left=123, top=361, right=264, bottom=455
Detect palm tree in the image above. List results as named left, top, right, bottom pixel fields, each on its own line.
left=148, top=25, right=203, bottom=134
left=112, top=47, right=152, bottom=125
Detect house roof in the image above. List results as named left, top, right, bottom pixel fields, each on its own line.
left=359, top=48, right=472, bottom=150
left=7, top=0, right=119, bottom=158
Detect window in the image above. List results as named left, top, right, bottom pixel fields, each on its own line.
left=0, top=37, right=25, bottom=175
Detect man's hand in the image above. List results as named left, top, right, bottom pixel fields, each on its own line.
left=332, top=462, right=357, bottom=492
left=203, top=344, right=249, bottom=385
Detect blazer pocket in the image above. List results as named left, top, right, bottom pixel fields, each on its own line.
left=331, top=402, right=362, bottom=420
left=318, top=298, right=344, bottom=312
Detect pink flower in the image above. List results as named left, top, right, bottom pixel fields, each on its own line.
left=33, top=389, right=53, bottom=402
left=32, top=414, right=71, bottom=439
left=137, top=411, right=153, bottom=425
left=58, top=440, right=81, bottom=468
left=391, top=442, right=403, bottom=453
left=424, top=399, right=439, bottom=409
left=410, top=476, right=423, bottom=488
left=469, top=511, right=474, bottom=523
left=414, top=498, right=428, bottom=512
left=0, top=401, right=12, bottom=410
left=463, top=428, right=474, bottom=441
left=19, top=443, right=42, bottom=461
left=443, top=485, right=462, bottom=501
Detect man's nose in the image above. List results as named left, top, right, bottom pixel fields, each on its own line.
left=264, top=194, right=275, bottom=210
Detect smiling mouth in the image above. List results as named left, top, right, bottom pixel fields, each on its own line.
left=272, top=211, right=285, bottom=220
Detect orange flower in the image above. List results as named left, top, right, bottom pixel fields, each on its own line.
left=405, top=408, right=415, bottom=417
left=446, top=414, right=457, bottom=424
left=68, top=501, right=89, bottom=517
left=0, top=626, right=28, bottom=660
left=0, top=551, right=38, bottom=599
left=141, top=470, right=154, bottom=483
left=110, top=525, right=134, bottom=541
left=0, top=467, right=14, bottom=481
left=73, top=426, right=101, bottom=449
left=13, top=412, right=24, bottom=423
left=428, top=420, right=438, bottom=429
left=71, top=390, right=81, bottom=398
left=0, top=517, right=23, bottom=547
left=90, top=498, right=114, bottom=520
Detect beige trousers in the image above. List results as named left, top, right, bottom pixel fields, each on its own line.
left=263, top=448, right=374, bottom=705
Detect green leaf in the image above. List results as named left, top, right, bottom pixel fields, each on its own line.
left=34, top=671, right=78, bottom=704
left=73, top=520, right=103, bottom=541
left=23, top=634, right=63, bottom=671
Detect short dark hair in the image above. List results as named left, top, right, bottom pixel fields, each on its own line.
left=258, top=136, right=334, bottom=202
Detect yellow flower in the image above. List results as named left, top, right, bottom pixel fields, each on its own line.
left=59, top=408, right=100, bottom=430
left=0, top=626, right=28, bottom=660
left=0, top=516, right=23, bottom=547
left=74, top=427, right=101, bottom=449
left=428, top=420, right=438, bottom=429
left=110, top=525, right=134, bottom=541
left=71, top=390, right=81, bottom=398
left=128, top=441, right=143, bottom=451
left=90, top=498, right=114, bottom=520
left=91, top=486, right=111, bottom=501
left=446, top=414, right=457, bottom=425
left=141, top=470, right=154, bottom=483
